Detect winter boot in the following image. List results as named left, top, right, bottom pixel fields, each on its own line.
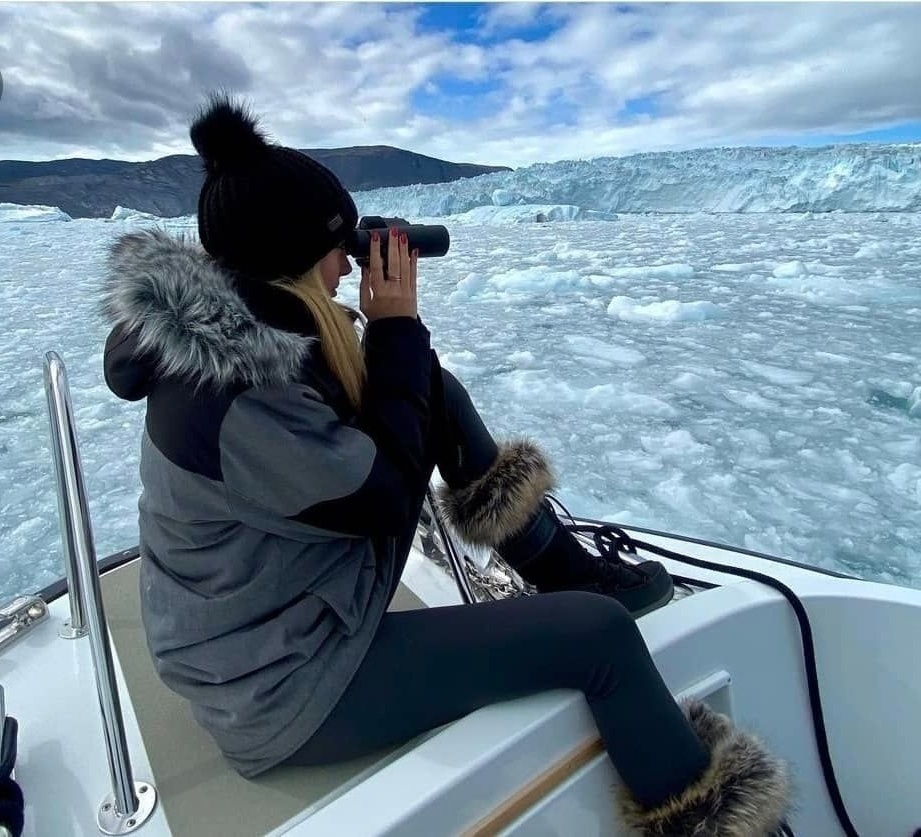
left=618, top=700, right=791, bottom=836
left=436, top=439, right=674, bottom=616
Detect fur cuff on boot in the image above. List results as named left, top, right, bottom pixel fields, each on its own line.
left=619, top=700, right=790, bottom=837
left=436, top=439, right=554, bottom=547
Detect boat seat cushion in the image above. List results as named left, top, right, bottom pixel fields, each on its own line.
left=103, top=558, right=429, bottom=837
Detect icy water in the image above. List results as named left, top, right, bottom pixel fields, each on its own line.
left=1, top=211, right=919, bottom=600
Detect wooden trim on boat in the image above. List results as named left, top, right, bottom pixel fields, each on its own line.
left=460, top=736, right=605, bottom=836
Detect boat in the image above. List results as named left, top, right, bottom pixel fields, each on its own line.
left=0, top=351, right=919, bottom=837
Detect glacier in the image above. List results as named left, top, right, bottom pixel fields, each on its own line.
left=353, top=143, right=921, bottom=219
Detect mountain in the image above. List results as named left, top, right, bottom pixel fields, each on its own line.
left=0, top=146, right=511, bottom=219
left=353, top=143, right=921, bottom=217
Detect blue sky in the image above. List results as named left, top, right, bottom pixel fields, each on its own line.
left=416, top=2, right=564, bottom=44
left=1, top=2, right=921, bottom=166
left=774, top=124, right=921, bottom=147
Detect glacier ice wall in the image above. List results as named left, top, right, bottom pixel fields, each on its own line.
left=354, top=144, right=921, bottom=218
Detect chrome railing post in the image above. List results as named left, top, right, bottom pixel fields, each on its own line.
left=44, top=360, right=88, bottom=639
left=43, top=352, right=157, bottom=833
left=425, top=487, right=477, bottom=604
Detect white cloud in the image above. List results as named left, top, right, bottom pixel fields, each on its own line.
left=1, top=2, right=920, bottom=167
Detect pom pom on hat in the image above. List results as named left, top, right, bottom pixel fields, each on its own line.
left=190, top=93, right=271, bottom=174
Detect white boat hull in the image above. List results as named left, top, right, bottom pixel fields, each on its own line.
left=3, top=524, right=920, bottom=836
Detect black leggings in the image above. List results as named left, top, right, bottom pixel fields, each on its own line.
left=285, top=590, right=707, bottom=808
left=284, top=368, right=710, bottom=809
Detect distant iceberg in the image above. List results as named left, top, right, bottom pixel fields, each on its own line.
left=109, top=206, right=166, bottom=222
left=0, top=203, right=72, bottom=223
left=450, top=204, right=586, bottom=224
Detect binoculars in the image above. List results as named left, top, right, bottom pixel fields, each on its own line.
left=344, top=216, right=450, bottom=267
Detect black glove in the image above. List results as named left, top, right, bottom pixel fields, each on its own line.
left=0, top=717, right=23, bottom=837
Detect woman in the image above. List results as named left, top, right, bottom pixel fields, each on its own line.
left=101, top=95, right=790, bottom=835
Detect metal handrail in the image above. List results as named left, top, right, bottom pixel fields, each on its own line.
left=43, top=352, right=156, bottom=833
left=44, top=358, right=88, bottom=639
left=425, top=487, right=477, bottom=604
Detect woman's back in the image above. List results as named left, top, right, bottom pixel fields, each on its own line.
left=103, top=229, right=400, bottom=779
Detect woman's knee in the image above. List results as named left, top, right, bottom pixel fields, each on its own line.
left=440, top=368, right=473, bottom=412
left=531, top=592, right=650, bottom=699
left=544, top=591, right=643, bottom=648
left=435, top=367, right=499, bottom=486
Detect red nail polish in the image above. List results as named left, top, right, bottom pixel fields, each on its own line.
left=401, top=233, right=407, bottom=243
left=372, top=231, right=379, bottom=242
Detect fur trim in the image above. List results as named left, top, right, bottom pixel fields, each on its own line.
left=619, top=701, right=790, bottom=836
left=100, top=229, right=315, bottom=390
left=685, top=699, right=735, bottom=752
left=436, top=438, right=554, bottom=547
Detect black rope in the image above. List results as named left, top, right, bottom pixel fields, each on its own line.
left=546, top=495, right=859, bottom=834
left=547, top=497, right=855, bottom=835
left=620, top=527, right=860, bottom=837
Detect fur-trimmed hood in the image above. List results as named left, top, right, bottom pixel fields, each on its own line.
left=100, top=229, right=316, bottom=393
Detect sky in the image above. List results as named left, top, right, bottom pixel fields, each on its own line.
left=2, top=2, right=921, bottom=169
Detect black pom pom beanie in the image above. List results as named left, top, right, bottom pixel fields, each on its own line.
left=190, top=93, right=358, bottom=282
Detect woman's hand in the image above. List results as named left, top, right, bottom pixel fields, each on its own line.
left=359, top=227, right=418, bottom=322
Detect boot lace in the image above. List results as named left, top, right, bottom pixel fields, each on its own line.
left=548, top=495, right=651, bottom=589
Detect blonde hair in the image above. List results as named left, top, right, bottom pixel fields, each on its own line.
left=274, top=267, right=366, bottom=411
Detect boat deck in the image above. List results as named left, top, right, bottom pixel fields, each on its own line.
left=102, top=559, right=435, bottom=837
